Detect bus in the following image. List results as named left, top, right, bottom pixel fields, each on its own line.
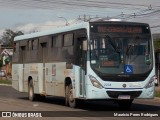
left=12, top=21, right=156, bottom=109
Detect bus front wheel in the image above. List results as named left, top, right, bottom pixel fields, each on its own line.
left=65, top=85, right=69, bottom=106
left=65, top=84, right=77, bottom=108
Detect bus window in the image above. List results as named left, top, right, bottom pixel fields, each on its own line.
left=55, top=35, right=62, bottom=47
left=51, top=36, right=56, bottom=48
left=63, top=33, right=74, bottom=47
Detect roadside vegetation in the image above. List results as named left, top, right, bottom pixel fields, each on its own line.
left=0, top=79, right=12, bottom=85
left=155, top=91, right=160, bottom=97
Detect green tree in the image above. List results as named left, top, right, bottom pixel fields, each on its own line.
left=154, top=39, right=160, bottom=50
left=0, top=29, right=23, bottom=47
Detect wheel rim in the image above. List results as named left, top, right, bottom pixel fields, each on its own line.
left=69, top=88, right=74, bottom=103
left=65, top=86, right=69, bottom=105
left=29, top=86, right=33, bottom=99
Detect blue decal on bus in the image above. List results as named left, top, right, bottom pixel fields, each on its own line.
left=124, top=65, right=133, bottom=74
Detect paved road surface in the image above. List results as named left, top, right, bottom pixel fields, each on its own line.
left=0, top=85, right=159, bottom=120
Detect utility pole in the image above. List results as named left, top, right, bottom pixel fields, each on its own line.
left=78, top=14, right=99, bottom=22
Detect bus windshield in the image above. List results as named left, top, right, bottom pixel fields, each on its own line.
left=90, top=23, right=153, bottom=76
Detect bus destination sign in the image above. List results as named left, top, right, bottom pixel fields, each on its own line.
left=97, top=26, right=142, bottom=33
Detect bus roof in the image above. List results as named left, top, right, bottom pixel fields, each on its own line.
left=14, top=21, right=149, bottom=41
left=14, top=22, right=89, bottom=41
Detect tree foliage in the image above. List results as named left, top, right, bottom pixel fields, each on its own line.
left=154, top=39, right=160, bottom=51
left=0, top=29, right=23, bottom=47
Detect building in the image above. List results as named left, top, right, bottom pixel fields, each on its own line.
left=0, top=45, right=13, bottom=76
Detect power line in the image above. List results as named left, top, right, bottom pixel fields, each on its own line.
left=112, top=8, right=160, bottom=20
left=0, top=0, right=128, bottom=16
left=0, top=0, right=149, bottom=11
left=151, top=25, right=160, bottom=28
left=1, top=0, right=158, bottom=20
left=1, top=0, right=159, bottom=19
left=29, top=0, right=160, bottom=9
left=0, top=0, right=160, bottom=30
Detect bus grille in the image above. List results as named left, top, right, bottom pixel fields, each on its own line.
left=107, top=91, right=142, bottom=99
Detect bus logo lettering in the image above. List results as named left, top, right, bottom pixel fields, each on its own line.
left=123, top=84, right=127, bottom=88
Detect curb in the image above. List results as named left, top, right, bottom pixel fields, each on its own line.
left=0, top=84, right=12, bottom=86
left=154, top=97, right=160, bottom=102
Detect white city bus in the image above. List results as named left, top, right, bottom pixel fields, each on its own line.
left=12, top=21, right=156, bottom=109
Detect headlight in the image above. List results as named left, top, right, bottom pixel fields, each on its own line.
left=145, top=76, right=155, bottom=89
left=89, top=75, right=103, bottom=89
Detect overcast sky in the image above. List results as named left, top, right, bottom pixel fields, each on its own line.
left=0, top=0, right=160, bottom=37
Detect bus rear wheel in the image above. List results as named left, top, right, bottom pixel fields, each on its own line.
left=28, top=80, right=36, bottom=101
left=28, top=80, right=46, bottom=101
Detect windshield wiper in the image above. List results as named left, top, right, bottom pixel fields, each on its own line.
left=105, top=35, right=120, bottom=53
left=126, top=36, right=139, bottom=55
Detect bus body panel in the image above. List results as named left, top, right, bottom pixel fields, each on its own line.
left=45, top=62, right=66, bottom=96
left=12, top=64, right=20, bottom=91
left=12, top=64, right=23, bottom=92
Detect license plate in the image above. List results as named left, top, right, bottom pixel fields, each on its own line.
left=118, top=95, right=130, bottom=99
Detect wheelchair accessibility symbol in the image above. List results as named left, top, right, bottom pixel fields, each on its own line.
left=124, top=65, right=133, bottom=74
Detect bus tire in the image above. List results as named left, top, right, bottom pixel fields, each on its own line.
left=28, top=80, right=36, bottom=101
left=65, top=85, right=69, bottom=106
left=118, top=99, right=133, bottom=110
left=68, top=84, right=77, bottom=108
left=35, top=94, right=46, bottom=101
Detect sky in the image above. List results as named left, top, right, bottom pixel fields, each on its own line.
left=0, top=0, right=160, bottom=37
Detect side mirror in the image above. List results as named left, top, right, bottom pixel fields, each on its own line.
left=83, top=40, right=88, bottom=51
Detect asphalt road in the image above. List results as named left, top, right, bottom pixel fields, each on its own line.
left=0, top=85, right=160, bottom=120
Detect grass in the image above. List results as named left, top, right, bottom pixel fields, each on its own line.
left=0, top=79, right=12, bottom=85
left=155, top=91, right=160, bottom=97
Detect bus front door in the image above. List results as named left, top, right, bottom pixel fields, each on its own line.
left=77, top=38, right=87, bottom=98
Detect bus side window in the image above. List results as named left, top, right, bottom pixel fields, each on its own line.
left=13, top=43, right=16, bottom=52
left=51, top=36, right=56, bottom=48
left=32, top=39, right=39, bottom=62
left=16, top=42, right=19, bottom=52
left=56, top=35, right=62, bottom=47
left=20, top=46, right=26, bottom=63
left=13, top=42, right=20, bottom=63
left=63, top=33, right=74, bottom=62
left=31, top=40, right=34, bottom=50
